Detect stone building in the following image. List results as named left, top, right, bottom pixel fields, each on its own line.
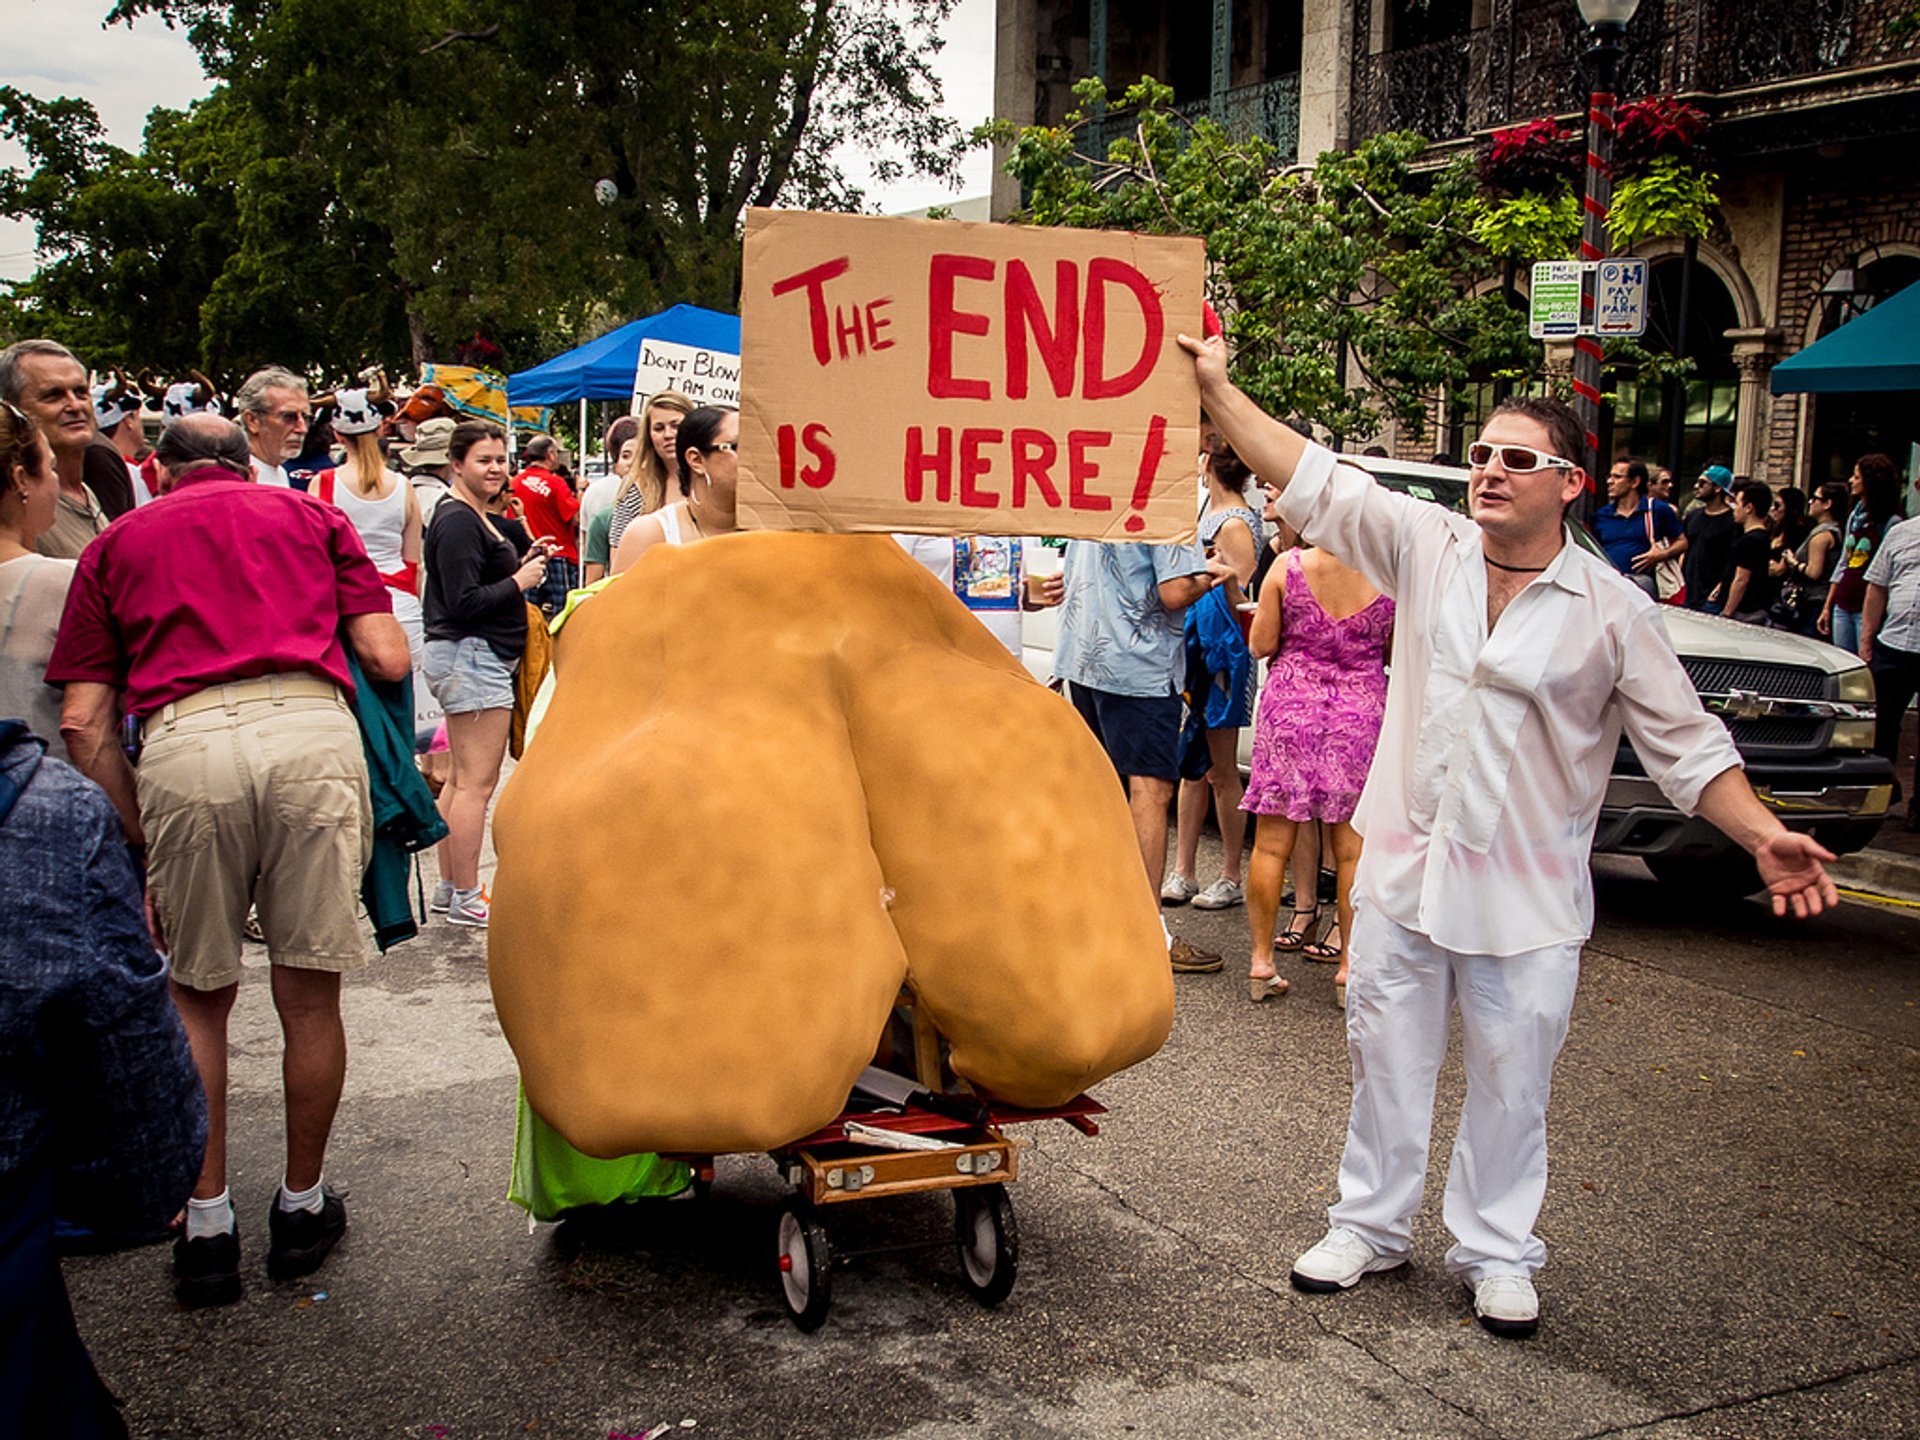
left=991, top=0, right=1920, bottom=485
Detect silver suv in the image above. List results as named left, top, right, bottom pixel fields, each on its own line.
left=1022, top=455, right=1892, bottom=901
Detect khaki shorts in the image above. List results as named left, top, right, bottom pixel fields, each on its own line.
left=137, top=675, right=372, bottom=992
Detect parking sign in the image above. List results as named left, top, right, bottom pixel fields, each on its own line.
left=1595, top=258, right=1648, bottom=337
left=1529, top=261, right=1583, bottom=339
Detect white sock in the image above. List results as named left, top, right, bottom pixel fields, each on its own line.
left=278, top=1177, right=325, bottom=1214
left=186, top=1190, right=235, bottom=1239
left=453, top=884, right=484, bottom=906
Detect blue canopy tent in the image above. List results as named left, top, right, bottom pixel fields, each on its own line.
left=507, top=304, right=741, bottom=405
left=1770, top=280, right=1920, bottom=395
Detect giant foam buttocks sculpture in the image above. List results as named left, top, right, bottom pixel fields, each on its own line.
left=488, top=532, right=1173, bottom=1158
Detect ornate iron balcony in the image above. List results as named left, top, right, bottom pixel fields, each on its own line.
left=1084, top=74, right=1301, bottom=164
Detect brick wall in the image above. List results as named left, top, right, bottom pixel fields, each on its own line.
left=1762, top=151, right=1920, bottom=484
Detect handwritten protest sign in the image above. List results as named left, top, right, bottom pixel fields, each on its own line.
left=737, top=208, right=1204, bottom=542
left=632, top=338, right=740, bottom=409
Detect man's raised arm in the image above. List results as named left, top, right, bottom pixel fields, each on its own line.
left=1177, top=332, right=1312, bottom=497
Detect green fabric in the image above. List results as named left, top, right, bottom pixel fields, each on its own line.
left=508, top=1085, right=691, bottom=1221
left=343, top=652, right=450, bottom=952
left=1770, top=279, right=1920, bottom=395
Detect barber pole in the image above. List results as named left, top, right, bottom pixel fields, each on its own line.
left=1571, top=85, right=1615, bottom=492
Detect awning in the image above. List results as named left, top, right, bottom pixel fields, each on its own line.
left=1770, top=280, right=1920, bottom=395
left=506, top=304, right=741, bottom=405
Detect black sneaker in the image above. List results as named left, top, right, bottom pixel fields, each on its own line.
left=173, top=1228, right=242, bottom=1307
left=266, top=1189, right=347, bottom=1281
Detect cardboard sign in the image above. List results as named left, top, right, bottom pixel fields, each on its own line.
left=631, top=338, right=741, bottom=410
left=738, top=208, right=1204, bottom=542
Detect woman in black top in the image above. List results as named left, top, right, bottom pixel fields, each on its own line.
left=421, top=421, right=549, bottom=927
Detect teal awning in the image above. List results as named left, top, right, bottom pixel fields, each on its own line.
left=1771, top=280, right=1920, bottom=395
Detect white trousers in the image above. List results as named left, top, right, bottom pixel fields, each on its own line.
left=1327, top=901, right=1580, bottom=1282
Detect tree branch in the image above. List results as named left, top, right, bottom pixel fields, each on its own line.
left=421, top=26, right=499, bottom=55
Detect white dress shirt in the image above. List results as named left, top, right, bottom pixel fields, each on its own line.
left=1279, top=442, right=1742, bottom=956
left=1863, top=515, right=1920, bottom=654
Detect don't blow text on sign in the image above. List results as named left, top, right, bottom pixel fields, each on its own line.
left=737, top=208, right=1204, bottom=542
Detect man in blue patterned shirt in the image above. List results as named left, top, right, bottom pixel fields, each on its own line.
left=1053, top=537, right=1228, bottom=972
left=0, top=720, right=205, bottom=1436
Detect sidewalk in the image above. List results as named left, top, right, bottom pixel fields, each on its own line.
left=1833, top=703, right=1920, bottom=899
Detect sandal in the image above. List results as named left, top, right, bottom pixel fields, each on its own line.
left=1301, top=923, right=1343, bottom=963
left=1272, top=908, right=1319, bottom=953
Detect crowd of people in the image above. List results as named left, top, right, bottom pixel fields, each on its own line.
left=0, top=317, right=1899, bottom=1430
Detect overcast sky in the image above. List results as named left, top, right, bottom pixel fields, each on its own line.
left=0, top=0, right=998, bottom=286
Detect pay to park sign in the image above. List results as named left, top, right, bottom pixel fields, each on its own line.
left=737, top=208, right=1205, bottom=542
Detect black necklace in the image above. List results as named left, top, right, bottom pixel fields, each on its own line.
left=1483, top=555, right=1548, bottom=574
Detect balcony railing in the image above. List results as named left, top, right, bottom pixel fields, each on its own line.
left=1349, top=0, right=1879, bottom=146
left=1085, top=74, right=1301, bottom=164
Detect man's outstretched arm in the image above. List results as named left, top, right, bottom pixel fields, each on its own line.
left=1693, top=767, right=1839, bottom=919
left=1177, top=332, right=1312, bottom=496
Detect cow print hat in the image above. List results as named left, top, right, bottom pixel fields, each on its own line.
left=326, top=386, right=396, bottom=436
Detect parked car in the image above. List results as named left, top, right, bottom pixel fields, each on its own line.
left=1021, top=454, right=1891, bottom=901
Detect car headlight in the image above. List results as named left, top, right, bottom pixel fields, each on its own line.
left=1836, top=665, right=1876, bottom=704
left=1832, top=719, right=1876, bottom=749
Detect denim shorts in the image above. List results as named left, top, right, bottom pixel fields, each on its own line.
left=423, top=636, right=518, bottom=715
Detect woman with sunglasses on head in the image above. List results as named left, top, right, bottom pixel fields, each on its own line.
left=610, top=406, right=739, bottom=574
left=0, top=402, right=74, bottom=756
left=421, top=422, right=550, bottom=928
left=605, top=391, right=695, bottom=560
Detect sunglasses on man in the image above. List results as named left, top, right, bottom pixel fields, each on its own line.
left=1466, top=442, right=1577, bottom=474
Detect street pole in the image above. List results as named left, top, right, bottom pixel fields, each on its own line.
left=1571, top=0, right=1639, bottom=495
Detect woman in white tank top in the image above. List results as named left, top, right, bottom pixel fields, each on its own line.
left=609, top=405, right=739, bottom=573
left=315, top=387, right=431, bottom=725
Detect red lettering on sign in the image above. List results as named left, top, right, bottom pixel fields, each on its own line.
left=776, top=423, right=837, bottom=489
left=1083, top=258, right=1163, bottom=401
left=769, top=257, right=853, bottom=367
left=928, top=254, right=995, bottom=400
left=903, top=426, right=953, bottom=503
left=959, top=428, right=1003, bottom=509
left=1005, top=260, right=1079, bottom=400
left=1124, top=414, right=1168, bottom=533
left=1010, top=429, right=1063, bottom=509
left=1067, top=431, right=1114, bottom=511
left=866, top=298, right=896, bottom=352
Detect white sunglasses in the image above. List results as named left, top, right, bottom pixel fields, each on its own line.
left=1466, top=441, right=1577, bottom=474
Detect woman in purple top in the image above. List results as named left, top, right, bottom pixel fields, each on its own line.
left=1241, top=544, right=1393, bottom=1006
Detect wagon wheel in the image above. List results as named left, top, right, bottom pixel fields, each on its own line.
left=776, top=1196, right=833, bottom=1331
left=953, top=1184, right=1018, bottom=1307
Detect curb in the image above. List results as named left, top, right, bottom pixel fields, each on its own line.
left=1833, top=847, right=1920, bottom=905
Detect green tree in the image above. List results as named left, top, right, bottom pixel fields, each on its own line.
left=986, top=79, right=1535, bottom=443
left=5, top=0, right=964, bottom=377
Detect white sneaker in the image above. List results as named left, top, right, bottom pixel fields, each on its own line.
left=1289, top=1227, right=1406, bottom=1292
left=446, top=887, right=489, bottom=928
left=1470, top=1274, right=1539, bottom=1338
left=1160, top=873, right=1198, bottom=905
left=429, top=880, right=454, bottom=914
left=1191, top=877, right=1244, bottom=910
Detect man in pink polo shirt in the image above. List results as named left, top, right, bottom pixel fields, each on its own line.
left=47, top=413, right=410, bottom=1307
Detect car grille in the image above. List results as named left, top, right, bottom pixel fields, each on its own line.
left=1681, top=658, right=1827, bottom=701
left=1680, top=658, right=1831, bottom=757
left=1725, top=717, right=1826, bottom=749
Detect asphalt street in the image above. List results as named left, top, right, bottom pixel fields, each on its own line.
left=67, top=844, right=1920, bottom=1440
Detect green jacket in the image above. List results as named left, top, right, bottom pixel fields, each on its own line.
left=344, top=653, right=448, bottom=951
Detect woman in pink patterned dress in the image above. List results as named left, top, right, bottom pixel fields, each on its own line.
left=1242, top=544, right=1393, bottom=1005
